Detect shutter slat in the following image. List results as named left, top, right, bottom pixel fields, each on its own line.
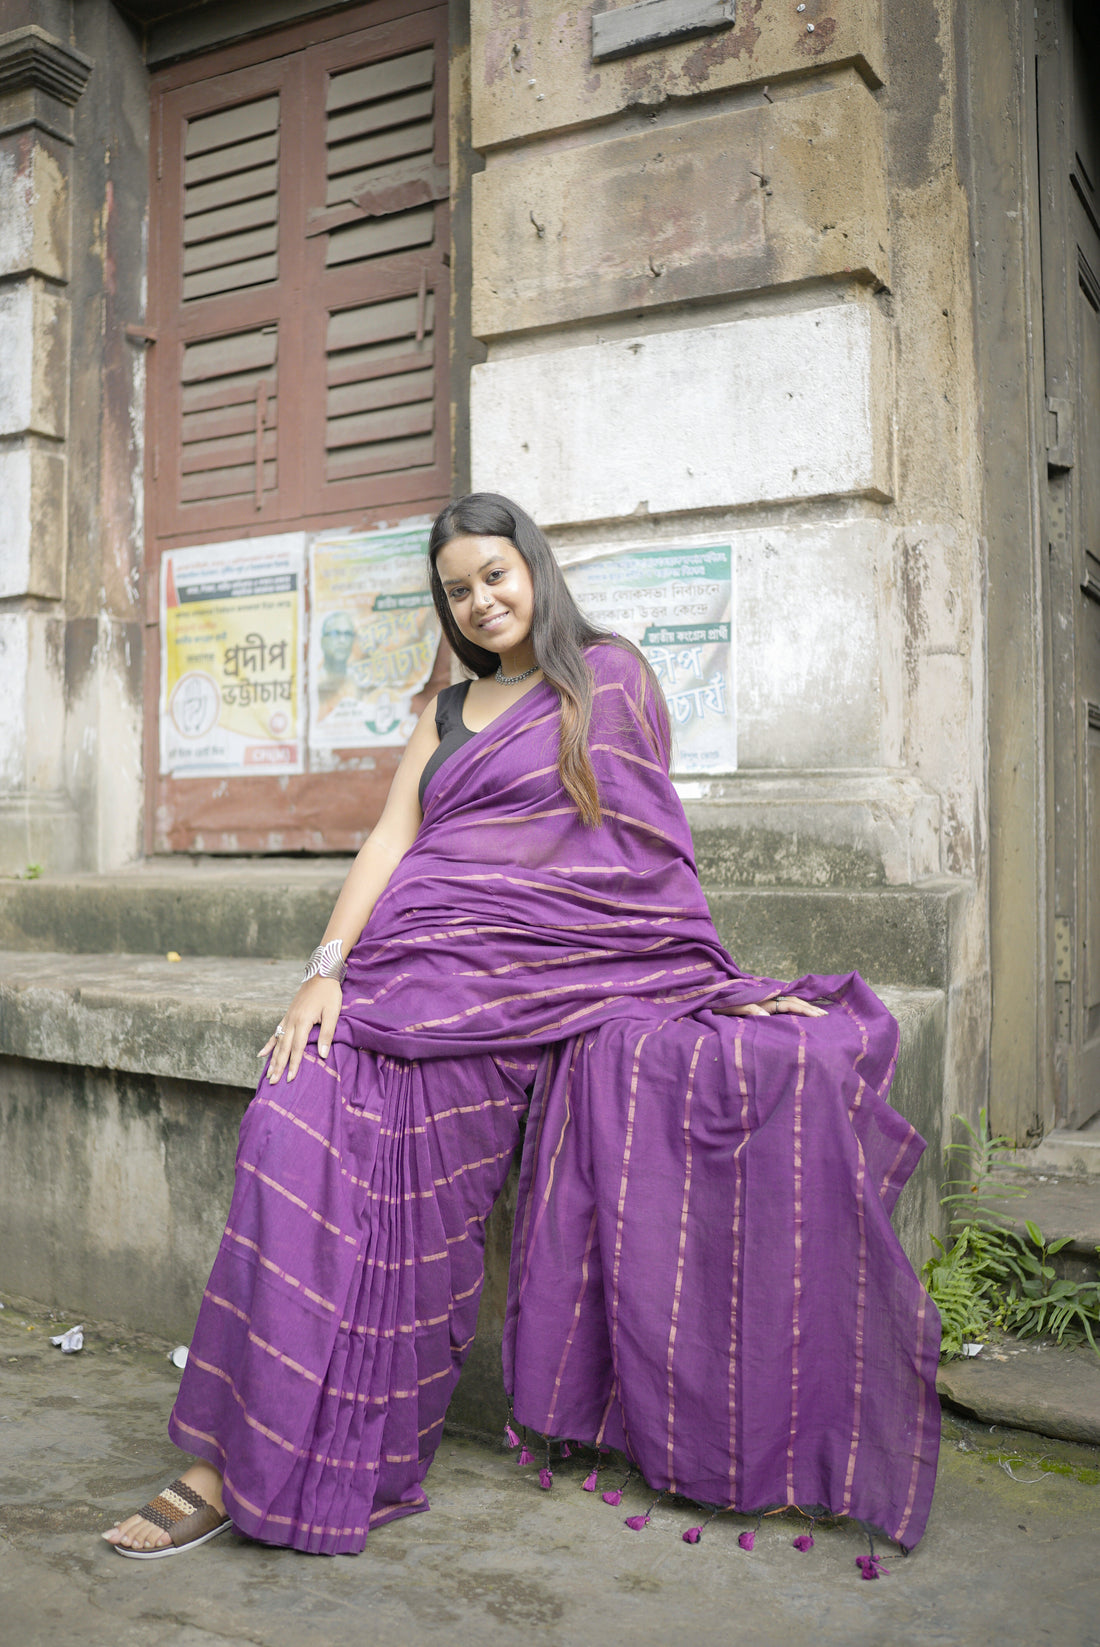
left=184, top=132, right=279, bottom=186
left=181, top=428, right=277, bottom=474
left=325, top=150, right=438, bottom=210
left=325, top=47, right=433, bottom=113
left=185, top=95, right=279, bottom=157
left=182, top=369, right=277, bottom=414
left=327, top=118, right=433, bottom=187
left=325, top=204, right=434, bottom=266
left=327, top=291, right=423, bottom=350
left=326, top=365, right=433, bottom=417
left=326, top=84, right=433, bottom=146
left=183, top=253, right=280, bottom=302
left=326, top=342, right=433, bottom=388
left=184, top=193, right=278, bottom=246
left=180, top=458, right=277, bottom=502
left=183, top=224, right=278, bottom=275
left=184, top=161, right=279, bottom=219
left=326, top=432, right=435, bottom=483
left=182, top=329, right=277, bottom=381
left=183, top=397, right=279, bottom=441
left=327, top=399, right=433, bottom=450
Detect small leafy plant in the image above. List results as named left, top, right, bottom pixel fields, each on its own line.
left=923, top=1110, right=1100, bottom=1357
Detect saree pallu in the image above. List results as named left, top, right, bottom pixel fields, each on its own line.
left=170, top=644, right=940, bottom=1554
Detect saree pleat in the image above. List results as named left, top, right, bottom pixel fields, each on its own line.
left=170, top=643, right=939, bottom=1555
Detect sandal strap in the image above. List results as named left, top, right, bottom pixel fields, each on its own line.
left=138, top=1478, right=211, bottom=1532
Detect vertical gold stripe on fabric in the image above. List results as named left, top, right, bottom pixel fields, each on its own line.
left=607, top=1032, right=650, bottom=1403
left=840, top=1138, right=869, bottom=1513
left=726, top=1024, right=752, bottom=1499
left=894, top=1290, right=930, bottom=1545
left=785, top=1029, right=807, bottom=1503
left=880, top=1125, right=918, bottom=1201
left=545, top=1208, right=599, bottom=1432
left=665, top=1033, right=707, bottom=1489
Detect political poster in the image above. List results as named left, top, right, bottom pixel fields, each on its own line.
left=307, top=523, right=440, bottom=753
left=564, top=544, right=735, bottom=774
left=159, top=535, right=305, bottom=776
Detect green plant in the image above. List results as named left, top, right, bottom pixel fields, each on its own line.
left=22, top=862, right=42, bottom=880
left=923, top=1110, right=1100, bottom=1358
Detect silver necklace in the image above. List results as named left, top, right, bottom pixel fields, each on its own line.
left=495, top=662, right=540, bottom=684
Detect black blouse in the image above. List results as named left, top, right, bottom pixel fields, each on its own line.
left=418, top=680, right=476, bottom=807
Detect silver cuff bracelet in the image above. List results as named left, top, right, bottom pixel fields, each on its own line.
left=302, top=939, right=347, bottom=985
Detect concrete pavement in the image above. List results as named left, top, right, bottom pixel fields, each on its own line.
left=1, top=1295, right=1099, bottom=1647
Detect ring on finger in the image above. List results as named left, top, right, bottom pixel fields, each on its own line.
left=274, top=1023, right=286, bottom=1039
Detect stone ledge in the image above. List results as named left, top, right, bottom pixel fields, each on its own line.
left=937, top=1333, right=1100, bottom=1448
left=0, top=867, right=969, bottom=990
left=0, top=952, right=298, bottom=1089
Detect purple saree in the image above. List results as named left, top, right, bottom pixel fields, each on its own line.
left=169, top=643, right=940, bottom=1556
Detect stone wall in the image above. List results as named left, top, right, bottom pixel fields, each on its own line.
left=0, top=0, right=147, bottom=876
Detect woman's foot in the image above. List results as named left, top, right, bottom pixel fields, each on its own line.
left=102, top=1460, right=226, bottom=1554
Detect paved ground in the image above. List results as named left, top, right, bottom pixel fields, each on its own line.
left=2, top=1296, right=1099, bottom=1647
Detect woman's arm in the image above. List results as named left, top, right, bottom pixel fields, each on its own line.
left=261, top=697, right=443, bottom=1084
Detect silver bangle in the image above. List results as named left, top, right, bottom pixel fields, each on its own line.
left=302, top=939, right=347, bottom=985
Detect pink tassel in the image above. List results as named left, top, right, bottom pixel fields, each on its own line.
left=538, top=1468, right=553, bottom=1491
left=624, top=1514, right=649, bottom=1531
left=792, top=1535, right=814, bottom=1552
left=602, top=1489, right=623, bottom=1507
left=582, top=1469, right=599, bottom=1492
left=683, top=1527, right=702, bottom=1544
left=738, top=1531, right=755, bottom=1552
left=504, top=1423, right=521, bottom=1450
left=517, top=1446, right=534, bottom=1467
left=560, top=1442, right=573, bottom=1459
left=856, top=1555, right=889, bottom=1580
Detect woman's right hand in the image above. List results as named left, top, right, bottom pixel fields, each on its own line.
left=258, top=976, right=343, bottom=1084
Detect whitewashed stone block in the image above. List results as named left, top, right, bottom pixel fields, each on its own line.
left=0, top=448, right=32, bottom=599
left=471, top=301, right=892, bottom=525
left=0, top=614, right=29, bottom=790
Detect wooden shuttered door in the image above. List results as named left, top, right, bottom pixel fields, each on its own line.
left=145, top=2, right=452, bottom=853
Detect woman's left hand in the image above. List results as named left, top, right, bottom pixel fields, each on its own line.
left=715, top=995, right=828, bottom=1018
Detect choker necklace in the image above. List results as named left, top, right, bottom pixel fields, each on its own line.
left=495, top=662, right=540, bottom=685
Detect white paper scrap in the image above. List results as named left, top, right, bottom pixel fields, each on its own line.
left=50, top=1325, right=84, bottom=1353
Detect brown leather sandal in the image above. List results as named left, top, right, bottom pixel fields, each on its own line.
left=108, top=1478, right=231, bottom=1559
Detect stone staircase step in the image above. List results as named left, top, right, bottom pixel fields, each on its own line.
left=0, top=861, right=345, bottom=961
left=1006, top=1131, right=1100, bottom=1178
left=704, top=879, right=967, bottom=990
left=937, top=1331, right=1100, bottom=1447
left=0, top=951, right=298, bottom=1089
left=986, top=1172, right=1100, bottom=1284
left=0, top=864, right=969, bottom=991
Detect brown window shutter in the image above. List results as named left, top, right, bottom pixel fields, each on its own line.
left=146, top=3, right=452, bottom=856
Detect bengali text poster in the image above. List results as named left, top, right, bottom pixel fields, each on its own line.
left=565, top=544, right=735, bottom=774
left=159, top=535, right=305, bottom=777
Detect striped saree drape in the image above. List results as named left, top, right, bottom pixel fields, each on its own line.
left=169, top=643, right=940, bottom=1555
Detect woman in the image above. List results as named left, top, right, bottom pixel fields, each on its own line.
left=105, top=494, right=939, bottom=1561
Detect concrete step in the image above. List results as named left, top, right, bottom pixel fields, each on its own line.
left=0, top=951, right=944, bottom=1343
left=937, top=1330, right=1100, bottom=1447
left=1006, top=1131, right=1100, bottom=1178
left=986, top=1172, right=1100, bottom=1284
left=0, top=863, right=969, bottom=990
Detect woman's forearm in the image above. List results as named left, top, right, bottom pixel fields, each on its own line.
left=319, top=832, right=408, bottom=957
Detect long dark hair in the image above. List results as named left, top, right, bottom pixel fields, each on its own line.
left=428, top=492, right=666, bottom=827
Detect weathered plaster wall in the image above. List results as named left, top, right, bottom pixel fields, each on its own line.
left=0, top=2, right=147, bottom=874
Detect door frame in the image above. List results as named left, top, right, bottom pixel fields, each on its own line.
left=963, top=0, right=1056, bottom=1143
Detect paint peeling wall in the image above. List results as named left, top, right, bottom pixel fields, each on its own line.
left=0, top=1, right=147, bottom=873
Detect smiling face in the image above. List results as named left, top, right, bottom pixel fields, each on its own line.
left=434, top=534, right=537, bottom=671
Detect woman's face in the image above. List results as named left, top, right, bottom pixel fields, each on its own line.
left=435, top=534, right=536, bottom=665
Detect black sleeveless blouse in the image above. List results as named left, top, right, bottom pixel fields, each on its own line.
left=418, top=680, right=476, bottom=807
